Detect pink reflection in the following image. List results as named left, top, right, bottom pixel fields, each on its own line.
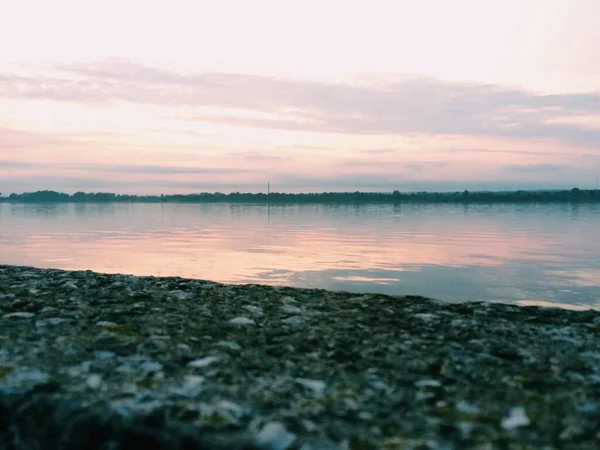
left=1, top=202, right=590, bottom=291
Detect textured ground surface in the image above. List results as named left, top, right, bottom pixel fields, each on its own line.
left=1, top=264, right=599, bottom=449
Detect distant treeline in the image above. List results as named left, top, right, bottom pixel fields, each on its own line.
left=1, top=188, right=600, bottom=204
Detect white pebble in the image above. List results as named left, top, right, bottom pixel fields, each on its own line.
left=501, top=407, right=531, bottom=430
left=87, top=374, right=103, bottom=389
left=255, top=422, right=296, bottom=450
left=415, top=379, right=442, bottom=388
left=370, top=380, right=388, bottom=390
left=281, top=296, right=297, bottom=304
left=456, top=401, right=480, bottom=414
left=242, top=305, right=264, bottom=316
left=188, top=356, right=221, bottom=368
left=180, top=375, right=205, bottom=396
left=12, top=369, right=50, bottom=384
left=281, top=316, right=306, bottom=326
left=217, top=340, right=242, bottom=351
left=3, top=312, right=35, bottom=319
left=139, top=361, right=163, bottom=374
left=171, top=290, right=193, bottom=300
left=217, top=400, right=245, bottom=418
left=96, top=321, right=117, bottom=327
left=296, top=378, right=327, bottom=396
left=94, top=351, right=115, bottom=360
left=414, top=313, right=435, bottom=321
left=282, top=305, right=302, bottom=314
left=36, top=317, right=67, bottom=327
left=229, top=316, right=256, bottom=326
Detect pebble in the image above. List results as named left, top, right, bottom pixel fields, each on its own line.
left=172, top=375, right=204, bottom=397
left=87, top=374, right=103, bottom=389
left=414, top=313, right=436, bottom=321
left=35, top=317, right=67, bottom=327
left=281, top=296, right=297, bottom=305
left=243, top=305, right=264, bottom=316
left=3, top=312, right=35, bottom=319
left=456, top=400, right=481, bottom=414
left=188, top=356, right=221, bottom=368
left=216, top=340, right=242, bottom=351
left=217, top=399, right=245, bottom=419
left=501, top=407, right=531, bottom=430
left=256, top=422, right=296, bottom=450
left=94, top=351, right=116, bottom=360
left=171, top=290, right=194, bottom=300
left=282, top=305, right=302, bottom=315
left=281, top=316, right=306, bottom=326
left=10, top=369, right=50, bottom=385
left=415, top=379, right=442, bottom=388
left=295, top=378, right=327, bottom=396
left=229, top=316, right=256, bottom=326
left=139, top=361, right=163, bottom=374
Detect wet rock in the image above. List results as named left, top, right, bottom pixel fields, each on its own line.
left=3, top=312, right=35, bottom=319
left=281, top=315, right=306, bottom=326
left=295, top=378, right=327, bottom=396
left=229, top=316, right=256, bottom=326
left=501, top=407, right=531, bottom=430
left=188, top=356, right=221, bottom=368
left=256, top=422, right=296, bottom=450
left=1, top=264, right=599, bottom=449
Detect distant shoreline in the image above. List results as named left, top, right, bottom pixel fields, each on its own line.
left=1, top=188, right=600, bottom=204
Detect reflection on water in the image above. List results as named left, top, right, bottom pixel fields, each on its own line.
left=1, top=202, right=599, bottom=309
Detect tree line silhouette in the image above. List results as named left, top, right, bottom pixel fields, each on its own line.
left=1, top=188, right=599, bottom=204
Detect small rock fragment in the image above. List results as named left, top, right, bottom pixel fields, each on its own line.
left=94, top=351, right=115, bottom=360
left=296, top=378, right=327, bottom=396
left=456, top=401, right=480, bottom=415
left=281, top=296, right=297, bottom=305
left=217, top=340, right=242, bottom=351
left=35, top=317, right=67, bottom=327
left=217, top=399, right=245, bottom=419
left=501, top=407, right=531, bottom=430
left=255, top=422, right=296, bottom=450
left=87, top=374, right=103, bottom=389
left=242, top=305, right=264, bottom=316
left=3, top=312, right=35, bottom=319
left=11, top=369, right=50, bottom=385
left=171, top=290, right=193, bottom=300
left=229, top=316, right=256, bottom=326
left=174, top=375, right=204, bottom=397
left=188, top=356, right=221, bottom=368
left=139, top=361, right=163, bottom=374
left=281, top=316, right=306, bottom=326
left=282, top=305, right=302, bottom=315
left=415, top=379, right=442, bottom=388
left=414, top=313, right=435, bottom=321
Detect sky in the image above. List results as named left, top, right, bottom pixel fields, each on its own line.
left=1, top=0, right=600, bottom=194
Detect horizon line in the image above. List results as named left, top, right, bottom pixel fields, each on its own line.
left=0, top=187, right=593, bottom=197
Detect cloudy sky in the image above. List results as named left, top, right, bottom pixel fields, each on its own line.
left=1, top=0, right=600, bottom=194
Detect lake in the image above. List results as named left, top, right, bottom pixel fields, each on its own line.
left=1, top=202, right=599, bottom=309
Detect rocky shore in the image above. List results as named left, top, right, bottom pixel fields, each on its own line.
left=1, top=265, right=599, bottom=449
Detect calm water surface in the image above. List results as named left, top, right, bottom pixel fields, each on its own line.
left=1, top=202, right=599, bottom=309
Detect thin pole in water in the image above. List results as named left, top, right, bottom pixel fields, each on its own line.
left=267, top=181, right=270, bottom=224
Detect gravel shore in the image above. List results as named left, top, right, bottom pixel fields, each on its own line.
left=1, top=264, right=599, bottom=449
